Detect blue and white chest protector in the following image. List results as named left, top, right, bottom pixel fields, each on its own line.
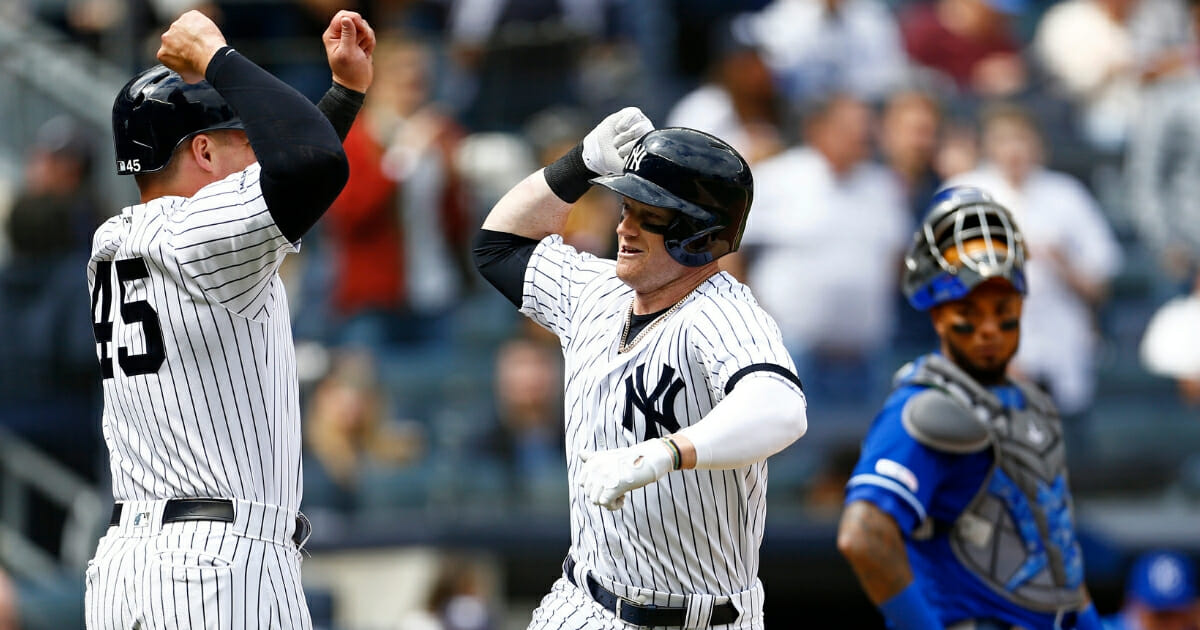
left=899, top=353, right=1084, bottom=613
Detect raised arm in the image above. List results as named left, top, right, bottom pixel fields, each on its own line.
left=158, top=10, right=349, bottom=242
left=317, top=10, right=373, bottom=142
left=473, top=107, right=652, bottom=306
left=480, top=107, right=653, bottom=239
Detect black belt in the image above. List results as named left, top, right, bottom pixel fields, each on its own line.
left=110, top=499, right=310, bottom=547
left=564, top=556, right=739, bottom=627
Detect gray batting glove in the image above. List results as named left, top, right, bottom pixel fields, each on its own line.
left=582, top=107, right=654, bottom=176
left=578, top=439, right=675, bottom=511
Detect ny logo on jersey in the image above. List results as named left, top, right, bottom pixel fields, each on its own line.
left=623, top=363, right=684, bottom=440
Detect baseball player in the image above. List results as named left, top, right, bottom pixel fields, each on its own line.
left=473, top=109, right=809, bottom=629
left=836, top=186, right=1102, bottom=630
left=84, top=10, right=373, bottom=629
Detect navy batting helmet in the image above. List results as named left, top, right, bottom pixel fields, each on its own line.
left=112, top=65, right=243, bottom=175
left=592, top=127, right=753, bottom=267
left=903, top=185, right=1027, bottom=311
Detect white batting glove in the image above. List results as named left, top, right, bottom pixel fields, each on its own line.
left=578, top=439, right=675, bottom=511
left=581, top=107, right=654, bottom=176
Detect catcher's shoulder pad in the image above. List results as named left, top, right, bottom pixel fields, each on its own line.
left=901, top=387, right=991, bottom=454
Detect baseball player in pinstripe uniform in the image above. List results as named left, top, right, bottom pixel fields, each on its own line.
left=474, top=109, right=809, bottom=629
left=84, top=9, right=373, bottom=629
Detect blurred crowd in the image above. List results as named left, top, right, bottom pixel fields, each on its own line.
left=3, top=0, right=1200, bottom=571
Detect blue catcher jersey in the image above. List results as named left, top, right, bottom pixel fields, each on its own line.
left=845, top=370, right=1082, bottom=629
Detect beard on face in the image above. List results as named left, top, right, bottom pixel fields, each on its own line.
left=945, top=336, right=1012, bottom=386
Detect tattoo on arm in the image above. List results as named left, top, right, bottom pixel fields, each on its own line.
left=837, top=500, right=915, bottom=604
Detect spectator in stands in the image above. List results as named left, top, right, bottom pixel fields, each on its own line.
left=302, top=351, right=425, bottom=512
left=899, top=0, right=1027, bottom=97
left=444, top=0, right=604, bottom=130
left=476, top=335, right=566, bottom=507
left=666, top=27, right=784, bottom=165
left=0, top=567, right=16, bottom=630
left=880, top=88, right=946, bottom=223
left=947, top=103, right=1123, bottom=420
left=1139, top=280, right=1200, bottom=405
left=880, top=88, right=948, bottom=353
left=0, top=115, right=103, bottom=482
left=322, top=35, right=471, bottom=351
left=1128, top=0, right=1200, bottom=290
left=1104, top=551, right=1200, bottom=630
left=732, top=0, right=909, bottom=104
left=1129, top=0, right=1199, bottom=83
left=739, top=93, right=909, bottom=403
left=1033, top=0, right=1147, bottom=152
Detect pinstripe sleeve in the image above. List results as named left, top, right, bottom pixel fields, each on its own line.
left=168, top=163, right=297, bottom=317
left=692, top=289, right=799, bottom=401
left=519, top=235, right=615, bottom=338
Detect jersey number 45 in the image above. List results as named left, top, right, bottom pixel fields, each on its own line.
left=90, top=258, right=166, bottom=379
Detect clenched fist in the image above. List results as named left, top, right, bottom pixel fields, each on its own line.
left=582, top=107, right=654, bottom=176
left=157, top=10, right=227, bottom=83
left=577, top=439, right=676, bottom=511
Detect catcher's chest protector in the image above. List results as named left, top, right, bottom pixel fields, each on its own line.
left=905, top=354, right=1085, bottom=613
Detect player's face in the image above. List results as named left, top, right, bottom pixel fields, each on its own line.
left=930, top=278, right=1022, bottom=385
left=615, top=199, right=684, bottom=293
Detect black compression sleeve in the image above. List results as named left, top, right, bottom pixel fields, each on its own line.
left=205, top=47, right=349, bottom=242
left=472, top=229, right=540, bottom=308
left=317, top=83, right=365, bottom=142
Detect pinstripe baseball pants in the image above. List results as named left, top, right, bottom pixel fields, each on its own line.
left=85, top=499, right=310, bottom=630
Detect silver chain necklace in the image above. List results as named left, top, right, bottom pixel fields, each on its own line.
left=618, top=290, right=695, bottom=354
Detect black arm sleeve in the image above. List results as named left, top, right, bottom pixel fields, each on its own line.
left=316, top=82, right=365, bottom=142
left=205, top=47, right=349, bottom=242
left=472, top=229, right=540, bottom=308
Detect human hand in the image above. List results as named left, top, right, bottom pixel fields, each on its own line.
left=323, top=10, right=375, bottom=93
left=577, top=439, right=675, bottom=511
left=582, top=107, right=653, bottom=176
left=157, top=10, right=227, bottom=83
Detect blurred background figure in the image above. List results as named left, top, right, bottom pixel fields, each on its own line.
left=665, top=25, right=784, bottom=165
left=1104, top=551, right=1200, bottom=630
left=0, top=567, right=17, bottom=630
left=947, top=103, right=1123, bottom=421
left=738, top=93, right=908, bottom=404
left=879, top=88, right=949, bottom=357
left=898, top=0, right=1028, bottom=98
left=0, top=116, right=104, bottom=559
left=398, top=555, right=499, bottom=630
left=879, top=87, right=949, bottom=224
left=320, top=35, right=472, bottom=353
left=302, top=351, right=427, bottom=514
left=1032, top=0, right=1144, bottom=153
left=1139, top=284, right=1200, bottom=405
left=730, top=0, right=908, bottom=104
left=442, top=0, right=604, bottom=131
left=473, top=333, right=566, bottom=509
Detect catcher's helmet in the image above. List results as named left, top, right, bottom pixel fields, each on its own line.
left=112, top=65, right=243, bottom=175
left=592, top=127, right=753, bottom=267
left=903, top=185, right=1027, bottom=311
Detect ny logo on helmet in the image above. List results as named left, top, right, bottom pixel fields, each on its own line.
left=626, top=144, right=648, bottom=172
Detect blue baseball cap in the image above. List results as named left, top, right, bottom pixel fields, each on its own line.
left=1128, top=551, right=1198, bottom=611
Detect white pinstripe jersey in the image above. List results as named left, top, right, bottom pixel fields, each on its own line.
left=521, top=235, right=798, bottom=596
left=87, top=163, right=303, bottom=513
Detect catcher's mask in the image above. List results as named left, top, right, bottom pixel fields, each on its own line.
left=903, top=185, right=1027, bottom=311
